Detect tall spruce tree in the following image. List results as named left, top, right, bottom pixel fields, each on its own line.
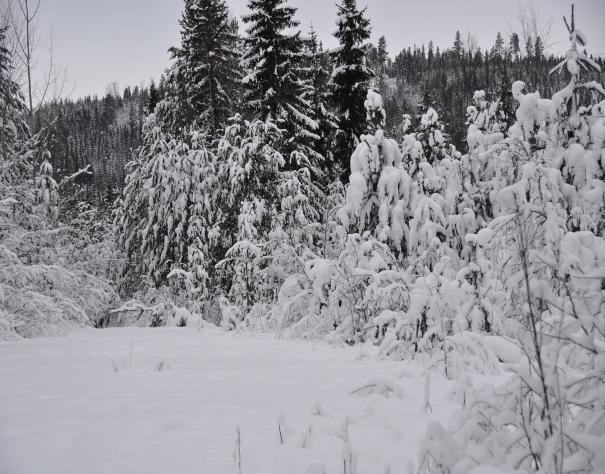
left=306, top=27, right=338, bottom=175
left=453, top=30, right=463, bottom=57
left=492, top=32, right=505, bottom=59
left=166, top=0, right=241, bottom=135
left=509, top=33, right=521, bottom=59
left=241, top=0, right=319, bottom=169
left=329, top=0, right=374, bottom=175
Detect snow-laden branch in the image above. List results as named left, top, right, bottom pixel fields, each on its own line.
left=58, top=164, right=92, bottom=187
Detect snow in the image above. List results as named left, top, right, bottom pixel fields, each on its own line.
left=482, top=336, right=522, bottom=364
left=0, top=327, right=473, bottom=474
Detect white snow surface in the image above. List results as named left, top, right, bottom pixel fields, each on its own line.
left=0, top=327, right=473, bottom=474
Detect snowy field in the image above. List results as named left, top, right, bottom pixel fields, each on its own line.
left=0, top=327, right=471, bottom=474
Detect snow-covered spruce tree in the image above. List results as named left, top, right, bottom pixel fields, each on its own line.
left=418, top=9, right=605, bottom=472
left=365, top=88, right=386, bottom=133
left=210, top=116, right=285, bottom=313
left=115, top=115, right=211, bottom=287
left=0, top=26, right=28, bottom=166
left=337, top=95, right=413, bottom=257
left=241, top=0, right=320, bottom=170
left=408, top=107, right=456, bottom=169
left=214, top=115, right=284, bottom=240
left=264, top=232, right=406, bottom=344
left=450, top=89, right=510, bottom=233
left=216, top=200, right=263, bottom=319
left=261, top=93, right=411, bottom=343
left=240, top=173, right=347, bottom=333
left=398, top=109, right=460, bottom=263
left=34, top=152, right=59, bottom=221
left=164, top=0, right=241, bottom=135
left=330, top=0, right=374, bottom=174
left=466, top=90, right=508, bottom=155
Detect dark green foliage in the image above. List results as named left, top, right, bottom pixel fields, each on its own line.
left=34, top=86, right=149, bottom=209
left=242, top=0, right=319, bottom=169
left=166, top=0, right=241, bottom=135
left=330, top=0, right=374, bottom=174
left=305, top=28, right=339, bottom=180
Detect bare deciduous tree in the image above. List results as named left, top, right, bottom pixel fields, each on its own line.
left=3, top=0, right=68, bottom=129
left=464, top=31, right=479, bottom=56
left=513, top=2, right=555, bottom=52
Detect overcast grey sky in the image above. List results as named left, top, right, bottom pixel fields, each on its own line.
left=23, top=0, right=605, bottom=98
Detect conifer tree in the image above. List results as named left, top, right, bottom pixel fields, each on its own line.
left=509, top=32, right=521, bottom=59
left=498, top=66, right=514, bottom=128
left=114, top=117, right=211, bottom=286
left=0, top=27, right=28, bottom=161
left=369, top=36, right=388, bottom=83
left=534, top=36, right=544, bottom=58
left=241, top=0, right=319, bottom=168
left=306, top=27, right=338, bottom=175
left=492, top=32, right=505, bottom=59
left=148, top=80, right=160, bottom=113
left=453, top=31, right=463, bottom=57
left=166, top=0, right=241, bottom=135
left=35, top=152, right=59, bottom=221
left=330, top=0, right=374, bottom=175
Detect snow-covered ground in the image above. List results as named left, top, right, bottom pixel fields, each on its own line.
left=1, top=327, right=467, bottom=474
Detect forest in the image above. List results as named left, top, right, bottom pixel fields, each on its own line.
left=1, top=0, right=604, bottom=473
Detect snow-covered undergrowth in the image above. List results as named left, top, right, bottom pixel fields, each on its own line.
left=0, top=27, right=119, bottom=340
left=0, top=168, right=119, bottom=340
left=0, top=327, right=492, bottom=474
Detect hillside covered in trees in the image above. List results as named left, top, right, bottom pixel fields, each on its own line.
left=30, top=6, right=605, bottom=210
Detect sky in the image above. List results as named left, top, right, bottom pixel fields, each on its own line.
left=15, top=0, right=605, bottom=99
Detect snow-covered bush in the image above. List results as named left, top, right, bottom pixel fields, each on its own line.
left=0, top=244, right=117, bottom=339
left=0, top=150, right=119, bottom=339
left=365, top=88, right=386, bottom=133
left=418, top=11, right=605, bottom=472
left=0, top=30, right=120, bottom=339
left=338, top=128, right=413, bottom=256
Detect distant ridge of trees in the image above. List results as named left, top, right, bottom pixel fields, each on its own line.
left=34, top=81, right=165, bottom=208
left=369, top=30, right=605, bottom=149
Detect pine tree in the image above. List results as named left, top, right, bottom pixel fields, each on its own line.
left=166, top=0, right=241, bottom=135
left=241, top=0, right=319, bottom=168
left=216, top=200, right=263, bottom=318
left=427, top=40, right=434, bottom=67
left=534, top=36, right=544, bottom=58
left=498, top=66, right=514, bottom=129
left=148, top=80, right=160, bottom=113
left=330, top=0, right=374, bottom=175
left=509, top=33, right=520, bottom=59
left=492, top=32, right=504, bottom=59
left=376, top=36, right=388, bottom=78
left=453, top=31, right=463, bottom=57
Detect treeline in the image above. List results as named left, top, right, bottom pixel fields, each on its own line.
left=35, top=13, right=605, bottom=209
left=374, top=31, right=605, bottom=147
left=34, top=82, right=165, bottom=208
